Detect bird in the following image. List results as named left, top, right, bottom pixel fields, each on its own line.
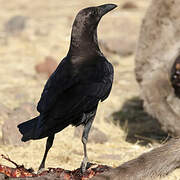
left=18, top=3, right=117, bottom=173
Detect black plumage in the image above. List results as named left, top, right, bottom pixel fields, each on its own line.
left=18, top=4, right=116, bottom=172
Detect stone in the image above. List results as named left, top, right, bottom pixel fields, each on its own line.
left=100, top=36, right=136, bottom=56
left=4, top=15, right=28, bottom=35
left=121, top=2, right=138, bottom=9
left=99, top=18, right=139, bottom=56
left=35, top=56, right=58, bottom=77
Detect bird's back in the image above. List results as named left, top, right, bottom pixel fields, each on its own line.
left=34, top=55, right=113, bottom=138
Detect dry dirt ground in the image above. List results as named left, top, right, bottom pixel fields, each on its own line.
left=0, top=0, right=180, bottom=179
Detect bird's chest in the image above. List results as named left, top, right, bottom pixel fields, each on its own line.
left=79, top=64, right=103, bottom=83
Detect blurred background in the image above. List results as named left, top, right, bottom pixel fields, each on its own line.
left=0, top=0, right=179, bottom=179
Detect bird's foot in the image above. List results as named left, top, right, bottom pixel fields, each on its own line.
left=37, top=163, right=45, bottom=174
left=80, top=157, right=89, bottom=173
left=37, top=167, right=45, bottom=174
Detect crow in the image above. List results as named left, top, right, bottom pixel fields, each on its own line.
left=18, top=4, right=117, bottom=173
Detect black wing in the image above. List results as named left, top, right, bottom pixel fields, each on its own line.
left=83, top=60, right=114, bottom=101
left=37, top=57, right=113, bottom=116
left=37, top=57, right=79, bottom=113
left=57, top=59, right=114, bottom=115
left=35, top=58, right=113, bottom=136
left=41, top=59, right=114, bottom=128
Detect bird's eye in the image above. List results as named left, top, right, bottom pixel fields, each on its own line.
left=90, top=13, right=95, bottom=19
left=90, top=10, right=98, bottom=18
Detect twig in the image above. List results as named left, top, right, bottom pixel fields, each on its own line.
left=1, top=154, right=22, bottom=168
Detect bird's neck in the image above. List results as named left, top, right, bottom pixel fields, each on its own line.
left=67, top=28, right=102, bottom=57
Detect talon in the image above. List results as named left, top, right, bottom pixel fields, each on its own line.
left=37, top=168, right=45, bottom=174
left=38, top=163, right=45, bottom=174
left=81, top=157, right=88, bottom=173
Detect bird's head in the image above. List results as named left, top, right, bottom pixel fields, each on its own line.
left=74, top=4, right=117, bottom=33
left=68, top=4, right=117, bottom=56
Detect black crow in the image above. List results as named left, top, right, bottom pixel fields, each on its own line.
left=18, top=4, right=117, bottom=172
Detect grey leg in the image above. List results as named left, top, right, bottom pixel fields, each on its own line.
left=38, top=134, right=55, bottom=172
left=81, top=116, right=95, bottom=173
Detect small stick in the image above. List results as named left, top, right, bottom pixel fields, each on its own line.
left=1, top=154, right=22, bottom=168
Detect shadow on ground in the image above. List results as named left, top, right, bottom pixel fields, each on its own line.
left=111, top=97, right=169, bottom=145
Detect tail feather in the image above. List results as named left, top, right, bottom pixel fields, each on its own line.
left=18, top=116, right=71, bottom=142
left=18, top=117, right=39, bottom=142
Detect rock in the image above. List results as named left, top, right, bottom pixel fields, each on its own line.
left=74, top=126, right=108, bottom=144
left=121, top=2, right=138, bottom=9
left=2, top=103, right=37, bottom=146
left=100, top=36, right=136, bottom=56
left=35, top=56, right=58, bottom=77
left=4, top=15, right=28, bottom=35
left=99, top=18, right=139, bottom=56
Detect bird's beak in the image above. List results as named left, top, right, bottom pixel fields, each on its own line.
left=98, top=4, right=117, bottom=17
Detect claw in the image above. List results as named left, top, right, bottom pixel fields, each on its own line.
left=37, top=167, right=45, bottom=174
left=81, top=156, right=88, bottom=173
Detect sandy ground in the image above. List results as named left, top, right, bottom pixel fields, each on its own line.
left=0, top=0, right=180, bottom=179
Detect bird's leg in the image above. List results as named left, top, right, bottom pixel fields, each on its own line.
left=38, top=134, right=55, bottom=172
left=81, top=117, right=94, bottom=173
